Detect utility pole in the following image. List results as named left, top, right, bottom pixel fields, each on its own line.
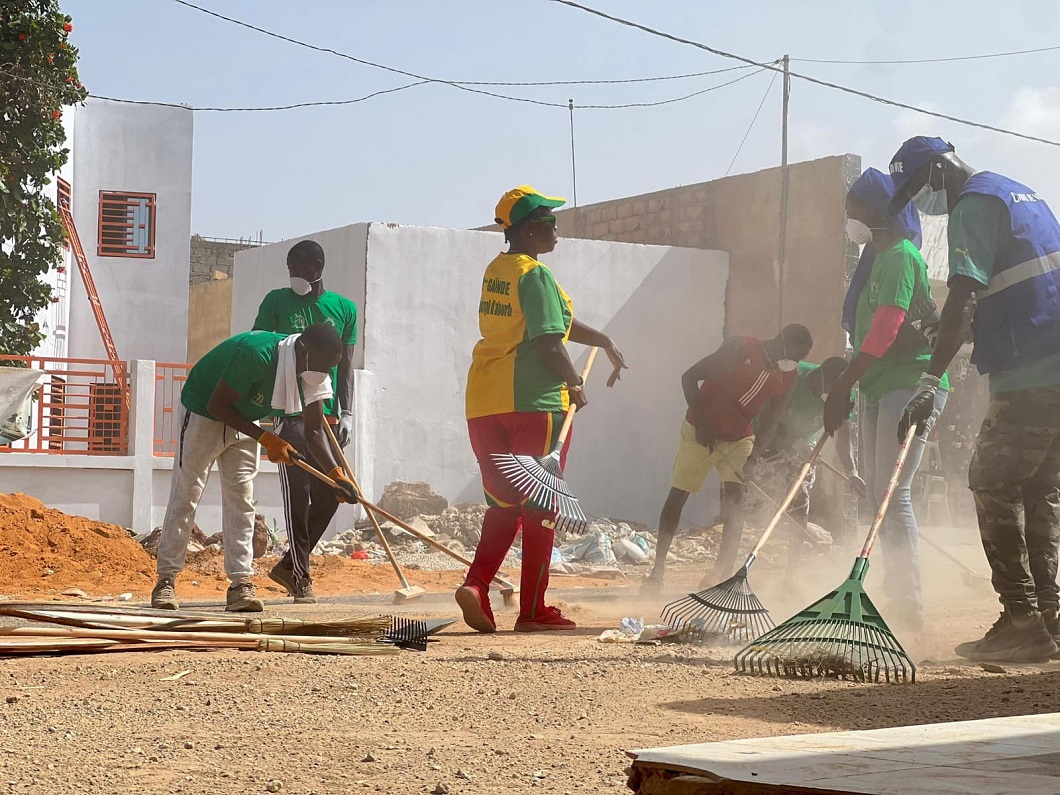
left=776, top=54, right=790, bottom=333
left=568, top=98, right=578, bottom=207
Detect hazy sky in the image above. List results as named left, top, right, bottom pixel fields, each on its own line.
left=64, top=0, right=1060, bottom=241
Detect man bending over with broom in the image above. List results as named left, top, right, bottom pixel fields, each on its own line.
left=746, top=357, right=865, bottom=588
left=642, top=324, right=813, bottom=594
left=253, top=239, right=359, bottom=605
left=151, top=323, right=358, bottom=612
left=457, top=185, right=627, bottom=633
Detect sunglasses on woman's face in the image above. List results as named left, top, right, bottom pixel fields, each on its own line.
left=527, top=215, right=557, bottom=226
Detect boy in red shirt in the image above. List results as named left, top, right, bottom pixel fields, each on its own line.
left=643, top=325, right=812, bottom=591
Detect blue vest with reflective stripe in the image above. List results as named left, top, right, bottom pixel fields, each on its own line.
left=958, top=172, right=1060, bottom=374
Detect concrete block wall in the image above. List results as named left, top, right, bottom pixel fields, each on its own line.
left=552, top=154, right=861, bottom=361
left=189, top=237, right=261, bottom=285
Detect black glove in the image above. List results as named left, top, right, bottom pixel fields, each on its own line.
left=898, top=375, right=940, bottom=440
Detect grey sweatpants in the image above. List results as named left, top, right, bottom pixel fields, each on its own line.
left=156, top=409, right=259, bottom=583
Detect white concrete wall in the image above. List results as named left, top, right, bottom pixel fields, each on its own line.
left=232, top=224, right=729, bottom=529
left=66, top=98, right=193, bottom=365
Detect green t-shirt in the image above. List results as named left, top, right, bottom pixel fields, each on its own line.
left=252, top=288, right=358, bottom=416
left=854, top=238, right=949, bottom=401
left=948, top=193, right=1060, bottom=394
left=754, top=362, right=855, bottom=451
left=181, top=331, right=286, bottom=422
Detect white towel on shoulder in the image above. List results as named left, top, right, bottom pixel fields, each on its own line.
left=270, top=334, right=333, bottom=414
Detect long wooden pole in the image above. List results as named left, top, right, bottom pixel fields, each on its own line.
left=776, top=53, right=790, bottom=333
left=322, top=421, right=420, bottom=596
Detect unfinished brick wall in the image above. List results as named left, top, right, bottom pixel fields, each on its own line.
left=189, top=237, right=259, bottom=285
left=551, top=154, right=861, bottom=360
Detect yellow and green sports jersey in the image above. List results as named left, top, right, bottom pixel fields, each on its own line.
left=466, top=253, right=574, bottom=419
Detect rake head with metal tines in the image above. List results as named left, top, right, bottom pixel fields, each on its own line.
left=733, top=557, right=916, bottom=683
left=491, top=449, right=589, bottom=534
left=660, top=564, right=775, bottom=645
left=381, top=616, right=433, bottom=652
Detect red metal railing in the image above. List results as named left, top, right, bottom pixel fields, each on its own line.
left=154, top=362, right=193, bottom=457
left=0, top=355, right=129, bottom=455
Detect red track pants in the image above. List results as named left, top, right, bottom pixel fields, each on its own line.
left=465, top=411, right=570, bottom=618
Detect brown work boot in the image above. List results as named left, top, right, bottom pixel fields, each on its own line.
left=225, top=580, right=264, bottom=613
left=955, top=610, right=1057, bottom=663
left=267, top=563, right=296, bottom=596
left=151, top=577, right=179, bottom=610
left=292, top=577, right=317, bottom=605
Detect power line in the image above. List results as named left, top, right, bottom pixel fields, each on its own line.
left=794, top=43, right=1060, bottom=65
left=170, top=0, right=762, bottom=90
left=1, top=61, right=765, bottom=114
left=725, top=70, right=778, bottom=176
left=93, top=81, right=429, bottom=112
left=549, top=0, right=1060, bottom=148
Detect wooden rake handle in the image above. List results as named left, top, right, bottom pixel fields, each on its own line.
left=554, top=347, right=598, bottom=449
left=860, top=425, right=917, bottom=559
left=748, top=434, right=829, bottom=559
left=322, top=421, right=414, bottom=592
left=290, top=457, right=519, bottom=593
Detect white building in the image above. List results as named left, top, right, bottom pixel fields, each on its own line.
left=34, top=97, right=193, bottom=365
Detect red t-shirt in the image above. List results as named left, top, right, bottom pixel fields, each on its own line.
left=685, top=336, right=798, bottom=441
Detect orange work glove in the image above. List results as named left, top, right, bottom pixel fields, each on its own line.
left=258, top=431, right=298, bottom=465
left=328, top=467, right=360, bottom=504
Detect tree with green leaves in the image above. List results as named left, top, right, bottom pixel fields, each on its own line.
left=0, top=0, right=86, bottom=356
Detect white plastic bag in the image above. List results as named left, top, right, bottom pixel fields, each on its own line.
left=0, top=368, right=46, bottom=444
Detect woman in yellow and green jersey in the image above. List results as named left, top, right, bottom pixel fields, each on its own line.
left=456, top=185, right=627, bottom=634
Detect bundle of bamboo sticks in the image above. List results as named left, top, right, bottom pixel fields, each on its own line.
left=0, top=602, right=406, bottom=657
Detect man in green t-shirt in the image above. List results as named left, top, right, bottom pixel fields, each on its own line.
left=152, top=323, right=358, bottom=612
left=252, top=240, right=359, bottom=604
left=893, top=136, right=1060, bottom=663
left=748, top=358, right=864, bottom=581
left=824, top=168, right=949, bottom=632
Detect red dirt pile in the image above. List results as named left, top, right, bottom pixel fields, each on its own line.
left=0, top=492, right=156, bottom=594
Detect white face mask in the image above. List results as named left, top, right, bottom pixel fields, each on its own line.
left=820, top=392, right=829, bottom=401
left=845, top=218, right=873, bottom=246
left=299, top=370, right=330, bottom=389
left=776, top=359, right=798, bottom=373
left=912, top=184, right=948, bottom=216
left=290, top=276, right=321, bottom=296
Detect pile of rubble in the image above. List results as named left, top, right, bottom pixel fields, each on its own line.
left=139, top=515, right=274, bottom=559
left=137, top=481, right=812, bottom=576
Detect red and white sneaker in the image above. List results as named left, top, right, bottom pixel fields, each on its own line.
left=514, top=606, right=577, bottom=632
left=455, top=584, right=496, bottom=633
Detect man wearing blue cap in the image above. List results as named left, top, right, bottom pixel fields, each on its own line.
left=893, top=136, right=1060, bottom=663
left=824, top=167, right=948, bottom=631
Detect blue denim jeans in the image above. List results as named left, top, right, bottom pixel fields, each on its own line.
left=861, top=387, right=948, bottom=618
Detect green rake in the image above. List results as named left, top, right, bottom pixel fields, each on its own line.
left=734, top=426, right=920, bottom=683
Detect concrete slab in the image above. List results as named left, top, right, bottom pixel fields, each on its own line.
left=629, top=714, right=1060, bottom=794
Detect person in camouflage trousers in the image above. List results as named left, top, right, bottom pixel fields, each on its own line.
left=968, top=388, right=1060, bottom=628
left=893, top=135, right=1060, bottom=662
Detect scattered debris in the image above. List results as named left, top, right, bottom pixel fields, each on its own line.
left=431, top=781, right=450, bottom=795
left=487, top=650, right=505, bottom=661
left=160, top=670, right=192, bottom=682
left=265, top=780, right=283, bottom=793
left=378, top=481, right=449, bottom=521
left=61, top=588, right=87, bottom=598
left=362, top=752, right=377, bottom=763
left=980, top=663, right=1007, bottom=674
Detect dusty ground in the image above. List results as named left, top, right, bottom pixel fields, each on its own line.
left=3, top=527, right=1060, bottom=795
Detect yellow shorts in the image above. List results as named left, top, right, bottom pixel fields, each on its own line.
left=670, top=421, right=754, bottom=493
